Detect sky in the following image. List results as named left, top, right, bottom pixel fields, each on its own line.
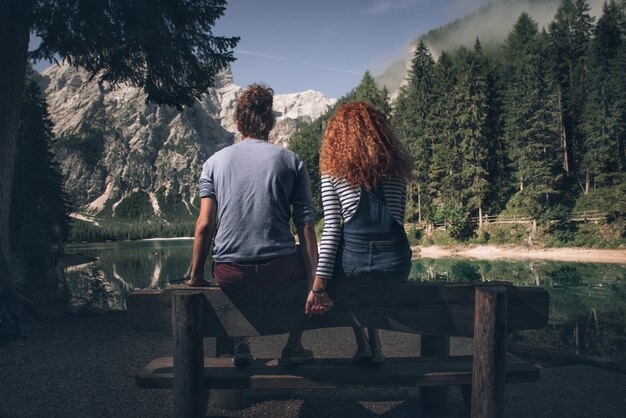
left=210, top=0, right=492, bottom=97
left=30, top=0, right=497, bottom=98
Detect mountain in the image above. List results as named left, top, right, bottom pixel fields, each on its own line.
left=40, top=64, right=336, bottom=223
left=376, top=0, right=605, bottom=96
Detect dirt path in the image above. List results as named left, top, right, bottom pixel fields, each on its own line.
left=417, top=245, right=626, bottom=264
left=2, top=313, right=626, bottom=417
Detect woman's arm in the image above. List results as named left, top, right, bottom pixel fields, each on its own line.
left=315, top=176, right=343, bottom=279
left=306, top=176, right=345, bottom=315
left=187, top=197, right=217, bottom=287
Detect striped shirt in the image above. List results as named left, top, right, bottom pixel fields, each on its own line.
left=315, top=175, right=407, bottom=279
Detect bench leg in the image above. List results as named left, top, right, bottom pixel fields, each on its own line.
left=420, top=335, right=450, bottom=412
left=210, top=336, right=244, bottom=410
left=460, top=384, right=472, bottom=411
left=173, top=292, right=206, bottom=418
left=471, top=286, right=507, bottom=418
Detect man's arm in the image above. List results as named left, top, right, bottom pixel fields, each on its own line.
left=187, top=197, right=217, bottom=287
left=296, top=224, right=318, bottom=288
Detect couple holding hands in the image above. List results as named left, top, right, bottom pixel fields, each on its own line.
left=187, top=84, right=413, bottom=367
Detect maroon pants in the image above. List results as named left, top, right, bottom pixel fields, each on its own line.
left=213, top=250, right=305, bottom=291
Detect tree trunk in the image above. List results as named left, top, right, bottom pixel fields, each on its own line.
left=618, top=132, right=625, bottom=171
left=478, top=205, right=483, bottom=229
left=585, top=170, right=590, bottom=195
left=417, top=184, right=422, bottom=224
left=557, top=87, right=570, bottom=174
left=0, top=0, right=34, bottom=297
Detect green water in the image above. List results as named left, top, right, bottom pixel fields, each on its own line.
left=64, top=240, right=626, bottom=360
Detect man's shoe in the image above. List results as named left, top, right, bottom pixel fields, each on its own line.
left=352, top=346, right=373, bottom=364
left=232, top=342, right=254, bottom=368
left=370, top=348, right=385, bottom=364
left=280, top=344, right=314, bottom=364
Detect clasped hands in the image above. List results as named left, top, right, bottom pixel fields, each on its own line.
left=305, top=277, right=334, bottom=317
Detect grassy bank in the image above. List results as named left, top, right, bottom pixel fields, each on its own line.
left=406, top=220, right=626, bottom=249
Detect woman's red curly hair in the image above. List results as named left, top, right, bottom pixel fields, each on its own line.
left=320, top=101, right=413, bottom=190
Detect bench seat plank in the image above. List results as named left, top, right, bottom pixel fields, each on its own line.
left=136, top=355, right=539, bottom=390
left=126, top=281, right=549, bottom=338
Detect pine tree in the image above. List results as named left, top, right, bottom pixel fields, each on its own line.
left=380, top=86, right=392, bottom=117
left=581, top=1, right=626, bottom=189
left=455, top=40, right=490, bottom=227
left=288, top=119, right=326, bottom=219
left=480, top=39, right=508, bottom=215
left=10, top=68, right=70, bottom=291
left=428, top=51, right=459, bottom=207
left=548, top=0, right=595, bottom=175
left=393, top=41, right=437, bottom=223
left=503, top=14, right=562, bottom=219
left=351, top=71, right=392, bottom=117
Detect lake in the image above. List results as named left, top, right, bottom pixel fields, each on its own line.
left=64, top=239, right=626, bottom=361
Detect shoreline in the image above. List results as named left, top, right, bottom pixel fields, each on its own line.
left=63, top=238, right=626, bottom=265
left=416, top=244, right=626, bottom=264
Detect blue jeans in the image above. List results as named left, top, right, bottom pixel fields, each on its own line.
left=334, top=236, right=412, bottom=283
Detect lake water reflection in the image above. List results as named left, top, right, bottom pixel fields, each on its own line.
left=64, top=239, right=626, bottom=360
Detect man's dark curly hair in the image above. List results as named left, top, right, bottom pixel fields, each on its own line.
left=235, top=84, right=275, bottom=140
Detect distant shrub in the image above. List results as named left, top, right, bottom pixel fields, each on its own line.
left=429, top=230, right=457, bottom=246
left=574, top=182, right=626, bottom=222
left=540, top=204, right=572, bottom=225
left=420, top=235, right=435, bottom=246
left=481, top=224, right=527, bottom=245
left=475, top=229, right=491, bottom=244
left=114, top=192, right=153, bottom=219
left=433, top=204, right=474, bottom=241
left=406, top=226, right=422, bottom=246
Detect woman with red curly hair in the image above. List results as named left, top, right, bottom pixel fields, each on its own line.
left=305, top=101, right=414, bottom=364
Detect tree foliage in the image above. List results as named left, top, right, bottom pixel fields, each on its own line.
left=285, top=0, right=625, bottom=243
left=0, top=0, right=237, bottom=302
left=30, top=0, right=239, bottom=108
left=581, top=1, right=626, bottom=187
left=11, top=68, right=70, bottom=258
left=390, top=1, right=624, bottom=238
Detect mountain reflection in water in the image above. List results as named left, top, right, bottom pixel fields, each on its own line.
left=64, top=240, right=626, bottom=360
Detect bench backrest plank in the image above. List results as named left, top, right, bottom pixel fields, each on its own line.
left=127, top=280, right=549, bottom=338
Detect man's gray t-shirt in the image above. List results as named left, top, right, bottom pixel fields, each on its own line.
left=199, top=139, right=315, bottom=263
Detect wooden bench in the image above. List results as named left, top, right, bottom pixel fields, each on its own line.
left=126, top=280, right=549, bottom=418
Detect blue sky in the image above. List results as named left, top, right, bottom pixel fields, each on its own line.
left=33, top=0, right=492, bottom=98
left=213, top=0, right=491, bottom=97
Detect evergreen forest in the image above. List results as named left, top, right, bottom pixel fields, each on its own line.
left=290, top=0, right=626, bottom=247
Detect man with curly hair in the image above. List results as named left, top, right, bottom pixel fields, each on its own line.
left=187, top=84, right=318, bottom=367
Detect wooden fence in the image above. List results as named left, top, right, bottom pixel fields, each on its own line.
left=405, top=210, right=607, bottom=231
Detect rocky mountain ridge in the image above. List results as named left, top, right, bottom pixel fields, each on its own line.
left=40, top=64, right=336, bottom=222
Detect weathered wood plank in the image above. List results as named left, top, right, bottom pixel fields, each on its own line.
left=172, top=292, right=205, bottom=418
left=135, top=355, right=539, bottom=390
left=420, top=335, right=450, bottom=411
left=126, top=281, right=549, bottom=337
left=211, top=336, right=243, bottom=410
left=471, top=286, right=508, bottom=418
